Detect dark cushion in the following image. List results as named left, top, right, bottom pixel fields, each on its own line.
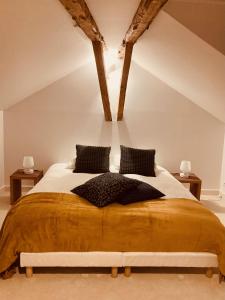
left=119, top=145, right=156, bottom=176
left=117, top=181, right=165, bottom=205
left=74, top=144, right=111, bottom=174
left=71, top=173, right=140, bottom=207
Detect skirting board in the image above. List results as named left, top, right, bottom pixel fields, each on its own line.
left=4, top=185, right=33, bottom=191
left=201, top=189, right=220, bottom=196
left=0, top=185, right=5, bottom=191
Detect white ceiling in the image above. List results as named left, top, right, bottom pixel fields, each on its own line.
left=0, top=0, right=225, bottom=122
left=86, top=0, right=140, bottom=48
left=133, top=10, right=225, bottom=123
left=164, top=0, right=225, bottom=55
left=0, top=0, right=92, bottom=109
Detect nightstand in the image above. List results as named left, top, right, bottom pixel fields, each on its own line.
left=171, top=173, right=202, bottom=200
left=10, top=169, right=43, bottom=204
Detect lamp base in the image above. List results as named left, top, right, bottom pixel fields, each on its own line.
left=23, top=168, right=34, bottom=175
left=180, top=172, right=190, bottom=178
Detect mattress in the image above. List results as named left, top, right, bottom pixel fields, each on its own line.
left=28, top=163, right=196, bottom=200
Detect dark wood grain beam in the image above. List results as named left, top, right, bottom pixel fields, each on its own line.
left=117, top=0, right=167, bottom=120
left=117, top=43, right=134, bottom=121
left=124, top=0, right=168, bottom=44
left=59, top=0, right=104, bottom=42
left=92, top=41, right=112, bottom=121
left=59, top=0, right=112, bottom=121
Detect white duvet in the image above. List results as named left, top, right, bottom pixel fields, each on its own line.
left=28, top=163, right=196, bottom=200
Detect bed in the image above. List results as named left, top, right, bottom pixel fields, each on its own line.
left=0, top=163, right=225, bottom=280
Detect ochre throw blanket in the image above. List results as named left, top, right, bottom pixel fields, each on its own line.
left=0, top=192, right=225, bottom=276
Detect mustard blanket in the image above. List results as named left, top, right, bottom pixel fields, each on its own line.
left=0, top=192, right=225, bottom=275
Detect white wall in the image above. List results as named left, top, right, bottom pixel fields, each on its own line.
left=0, top=111, right=4, bottom=188
left=134, top=11, right=225, bottom=123
left=118, top=62, right=225, bottom=190
left=0, top=0, right=92, bottom=110
left=221, top=134, right=225, bottom=198
left=4, top=61, right=225, bottom=190
left=164, top=0, right=225, bottom=55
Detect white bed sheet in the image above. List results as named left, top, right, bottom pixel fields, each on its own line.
left=28, top=163, right=196, bottom=200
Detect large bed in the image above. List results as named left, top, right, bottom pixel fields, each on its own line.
left=0, top=163, right=225, bottom=280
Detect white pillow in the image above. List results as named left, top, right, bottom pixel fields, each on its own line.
left=111, top=154, right=120, bottom=171
left=66, top=158, right=75, bottom=169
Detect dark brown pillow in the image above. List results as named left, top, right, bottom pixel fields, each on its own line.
left=73, top=144, right=111, bottom=174
left=119, top=145, right=156, bottom=176
left=71, top=172, right=140, bottom=207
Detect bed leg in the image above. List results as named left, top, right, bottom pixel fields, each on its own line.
left=124, top=267, right=131, bottom=277
left=111, top=267, right=118, bottom=278
left=219, top=272, right=225, bottom=284
left=205, top=267, right=213, bottom=278
left=26, top=267, right=33, bottom=278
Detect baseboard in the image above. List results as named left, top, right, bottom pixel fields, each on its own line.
left=4, top=185, right=33, bottom=192
left=0, top=185, right=5, bottom=191
left=201, top=189, right=220, bottom=196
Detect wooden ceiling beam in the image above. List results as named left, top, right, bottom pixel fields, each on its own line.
left=92, top=41, right=112, bottom=121
left=117, top=43, right=134, bottom=121
left=124, top=0, right=168, bottom=44
left=59, top=0, right=103, bottom=42
left=117, top=0, right=168, bottom=120
left=59, top=0, right=112, bottom=121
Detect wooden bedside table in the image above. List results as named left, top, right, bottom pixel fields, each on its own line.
left=10, top=169, right=43, bottom=204
left=171, top=173, right=202, bottom=200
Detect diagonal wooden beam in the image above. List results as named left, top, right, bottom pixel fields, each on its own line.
left=59, top=0, right=103, bottom=42
left=117, top=0, right=168, bottom=120
left=59, top=0, right=112, bottom=121
left=92, top=41, right=112, bottom=121
left=124, top=0, right=168, bottom=44
left=117, top=43, right=134, bottom=121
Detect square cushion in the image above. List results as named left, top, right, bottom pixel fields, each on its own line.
left=117, top=181, right=165, bottom=205
left=71, top=172, right=140, bottom=207
left=73, top=144, right=111, bottom=174
left=119, top=145, right=156, bottom=176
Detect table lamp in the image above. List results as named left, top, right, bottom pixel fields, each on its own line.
left=180, top=160, right=191, bottom=178
left=23, top=156, right=34, bottom=174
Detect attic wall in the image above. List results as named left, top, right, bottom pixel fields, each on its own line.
left=164, top=0, right=225, bottom=55
left=0, top=111, right=4, bottom=188
left=116, top=62, right=225, bottom=190
left=4, top=61, right=225, bottom=191
left=221, top=134, right=225, bottom=198
left=0, top=0, right=92, bottom=110
left=133, top=11, right=225, bottom=123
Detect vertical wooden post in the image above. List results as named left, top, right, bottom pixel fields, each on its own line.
left=117, top=43, right=134, bottom=121
left=92, top=41, right=112, bottom=121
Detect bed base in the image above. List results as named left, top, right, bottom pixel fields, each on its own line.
left=21, top=251, right=218, bottom=279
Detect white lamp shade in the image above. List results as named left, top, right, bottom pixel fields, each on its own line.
left=180, top=160, right=191, bottom=177
left=23, top=156, right=34, bottom=174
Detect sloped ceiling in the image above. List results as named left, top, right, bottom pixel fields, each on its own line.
left=0, top=0, right=92, bottom=109
left=164, top=0, right=225, bottom=55
left=0, top=0, right=225, bottom=123
left=133, top=10, right=225, bottom=123
left=86, top=0, right=140, bottom=48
